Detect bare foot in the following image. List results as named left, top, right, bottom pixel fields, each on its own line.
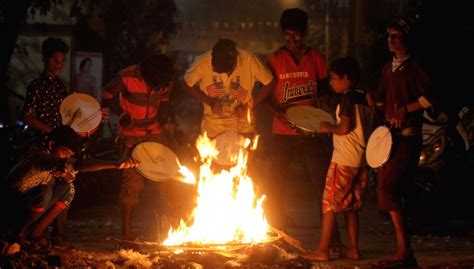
left=343, top=247, right=360, bottom=260
left=303, top=249, right=330, bottom=261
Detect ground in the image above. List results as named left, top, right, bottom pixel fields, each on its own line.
left=1, top=138, right=473, bottom=268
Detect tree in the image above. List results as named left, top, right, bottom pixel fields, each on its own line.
left=0, top=0, right=179, bottom=124
left=1, top=0, right=65, bottom=124
left=99, top=0, right=178, bottom=80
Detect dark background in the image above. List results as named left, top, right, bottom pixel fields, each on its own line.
left=1, top=0, right=473, bottom=231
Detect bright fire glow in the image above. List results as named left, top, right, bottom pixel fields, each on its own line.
left=163, top=133, right=269, bottom=246
left=177, top=165, right=196, bottom=185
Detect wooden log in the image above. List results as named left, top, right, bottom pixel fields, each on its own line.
left=110, top=238, right=248, bottom=252
left=268, top=226, right=308, bottom=254
left=110, top=236, right=282, bottom=253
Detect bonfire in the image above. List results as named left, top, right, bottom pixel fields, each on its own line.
left=163, top=132, right=271, bottom=247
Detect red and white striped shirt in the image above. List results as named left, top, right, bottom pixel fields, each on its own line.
left=103, top=65, right=170, bottom=137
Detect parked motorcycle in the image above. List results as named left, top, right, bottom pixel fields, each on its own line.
left=454, top=106, right=474, bottom=165
left=415, top=109, right=449, bottom=192
left=407, top=106, right=474, bottom=232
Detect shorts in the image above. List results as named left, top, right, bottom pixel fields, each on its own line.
left=322, top=162, right=368, bottom=214
left=376, top=135, right=422, bottom=212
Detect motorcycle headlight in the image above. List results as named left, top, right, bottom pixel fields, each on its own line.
left=419, top=151, right=427, bottom=167
left=433, top=142, right=442, bottom=153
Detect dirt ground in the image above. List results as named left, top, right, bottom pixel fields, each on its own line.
left=1, top=140, right=473, bottom=268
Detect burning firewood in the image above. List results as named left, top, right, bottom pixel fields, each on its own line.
left=268, top=226, right=308, bottom=254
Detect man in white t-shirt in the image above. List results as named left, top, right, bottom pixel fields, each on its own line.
left=183, top=38, right=275, bottom=138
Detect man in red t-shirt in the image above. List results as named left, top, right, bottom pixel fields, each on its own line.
left=254, top=8, right=333, bottom=231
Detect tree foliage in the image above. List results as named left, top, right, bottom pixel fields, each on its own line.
left=28, top=0, right=63, bottom=16
left=100, top=0, right=179, bottom=79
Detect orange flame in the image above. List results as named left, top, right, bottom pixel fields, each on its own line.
left=163, top=133, right=269, bottom=246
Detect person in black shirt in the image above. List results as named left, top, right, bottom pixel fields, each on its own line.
left=20, top=37, right=110, bottom=247
left=23, top=37, right=70, bottom=138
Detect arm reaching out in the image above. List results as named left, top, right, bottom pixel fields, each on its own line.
left=75, top=158, right=140, bottom=173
